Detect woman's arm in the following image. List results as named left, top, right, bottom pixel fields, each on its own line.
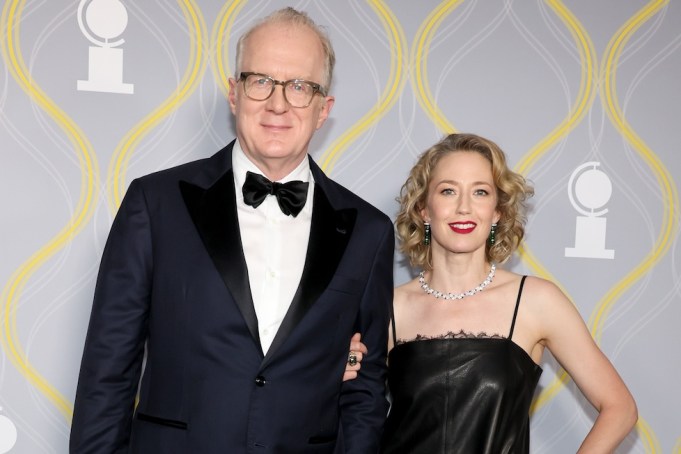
left=532, top=278, right=638, bottom=453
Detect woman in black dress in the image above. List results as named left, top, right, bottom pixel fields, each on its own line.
left=381, top=133, right=637, bottom=453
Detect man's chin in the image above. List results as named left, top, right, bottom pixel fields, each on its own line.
left=257, top=143, right=305, bottom=161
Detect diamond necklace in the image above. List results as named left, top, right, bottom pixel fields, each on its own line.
left=419, top=264, right=496, bottom=300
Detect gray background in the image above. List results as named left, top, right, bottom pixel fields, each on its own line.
left=0, top=0, right=679, bottom=452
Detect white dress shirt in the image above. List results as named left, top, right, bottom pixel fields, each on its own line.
left=232, top=141, right=314, bottom=354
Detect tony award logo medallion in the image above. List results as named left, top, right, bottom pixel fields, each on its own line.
left=565, top=162, right=615, bottom=259
left=77, top=0, right=134, bottom=94
left=0, top=407, right=18, bottom=453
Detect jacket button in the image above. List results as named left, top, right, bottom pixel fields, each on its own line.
left=254, top=375, right=266, bottom=387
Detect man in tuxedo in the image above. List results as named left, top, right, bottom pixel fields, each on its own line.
left=70, top=7, right=393, bottom=453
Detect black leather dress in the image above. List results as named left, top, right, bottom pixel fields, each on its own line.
left=382, top=276, right=542, bottom=454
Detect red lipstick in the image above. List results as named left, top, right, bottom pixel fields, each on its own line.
left=448, top=222, right=477, bottom=234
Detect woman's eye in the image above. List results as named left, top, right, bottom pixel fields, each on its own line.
left=441, top=188, right=455, bottom=195
left=474, top=189, right=489, bottom=196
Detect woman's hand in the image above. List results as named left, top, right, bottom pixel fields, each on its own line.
left=343, top=332, right=368, bottom=381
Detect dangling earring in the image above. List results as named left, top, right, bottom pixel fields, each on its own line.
left=423, top=222, right=431, bottom=245
left=488, top=223, right=497, bottom=245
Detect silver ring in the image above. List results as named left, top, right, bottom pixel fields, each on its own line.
left=347, top=352, right=358, bottom=366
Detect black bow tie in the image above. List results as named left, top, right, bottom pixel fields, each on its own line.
left=242, top=171, right=309, bottom=217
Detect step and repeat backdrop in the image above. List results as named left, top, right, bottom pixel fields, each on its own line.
left=1, top=1, right=679, bottom=452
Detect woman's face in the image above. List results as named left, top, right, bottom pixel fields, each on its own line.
left=420, top=151, right=500, bottom=258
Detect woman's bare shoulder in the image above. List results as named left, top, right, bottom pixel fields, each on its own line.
left=394, top=276, right=421, bottom=303
left=518, top=275, right=571, bottom=307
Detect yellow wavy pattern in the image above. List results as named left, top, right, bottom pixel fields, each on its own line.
left=319, top=0, right=407, bottom=174
left=1, top=1, right=673, bottom=448
left=411, top=0, right=463, bottom=134
left=522, top=0, right=598, bottom=414
left=514, top=0, right=597, bottom=176
left=108, top=0, right=208, bottom=211
left=0, top=1, right=100, bottom=422
left=637, top=417, right=663, bottom=453
left=673, top=435, right=681, bottom=454
left=597, top=0, right=674, bottom=450
left=213, top=0, right=246, bottom=96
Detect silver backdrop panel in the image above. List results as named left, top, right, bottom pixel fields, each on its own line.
left=0, top=1, right=679, bottom=452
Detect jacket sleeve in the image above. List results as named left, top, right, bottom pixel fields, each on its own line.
left=70, top=179, right=152, bottom=453
left=338, top=218, right=394, bottom=453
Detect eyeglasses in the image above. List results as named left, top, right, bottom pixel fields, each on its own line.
left=239, top=72, right=327, bottom=108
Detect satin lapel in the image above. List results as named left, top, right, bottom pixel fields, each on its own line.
left=180, top=169, right=262, bottom=354
left=263, top=186, right=357, bottom=367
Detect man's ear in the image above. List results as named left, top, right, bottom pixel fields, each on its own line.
left=315, top=95, right=335, bottom=130
left=228, top=78, right=238, bottom=114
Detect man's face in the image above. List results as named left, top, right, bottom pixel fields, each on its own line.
left=228, top=22, right=334, bottom=178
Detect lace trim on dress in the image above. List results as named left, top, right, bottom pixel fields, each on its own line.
left=396, top=329, right=506, bottom=345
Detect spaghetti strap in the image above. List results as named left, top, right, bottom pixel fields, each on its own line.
left=390, top=301, right=397, bottom=346
left=508, top=276, right=527, bottom=340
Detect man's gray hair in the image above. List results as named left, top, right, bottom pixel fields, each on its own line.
left=235, top=7, right=336, bottom=91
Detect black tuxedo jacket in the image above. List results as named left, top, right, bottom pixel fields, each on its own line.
left=70, top=141, right=394, bottom=453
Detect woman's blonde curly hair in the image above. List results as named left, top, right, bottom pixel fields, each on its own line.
left=396, top=133, right=534, bottom=270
